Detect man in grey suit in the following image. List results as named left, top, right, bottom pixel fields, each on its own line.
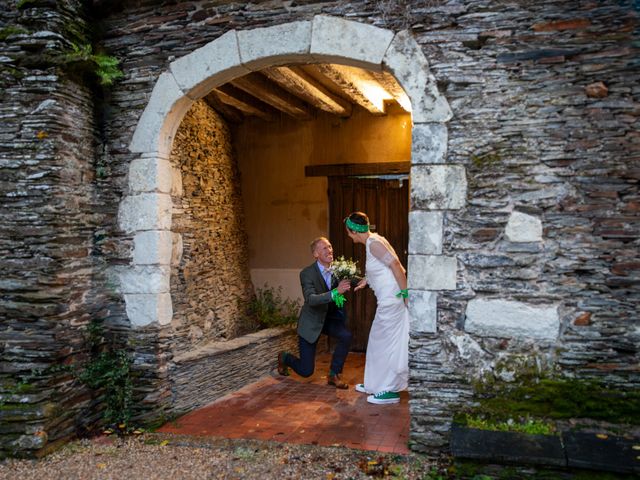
left=277, top=237, right=353, bottom=389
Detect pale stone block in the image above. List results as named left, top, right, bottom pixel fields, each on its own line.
left=408, top=255, right=457, bottom=290
left=310, top=15, right=394, bottom=70
left=171, top=165, right=183, bottom=197
left=238, top=21, right=312, bottom=70
left=128, top=156, right=172, bottom=193
left=412, top=123, right=448, bottom=164
left=411, top=165, right=467, bottom=210
left=129, top=72, right=194, bottom=156
left=170, top=30, right=250, bottom=100
left=171, top=233, right=183, bottom=267
left=119, top=265, right=170, bottom=294
left=465, top=299, right=559, bottom=341
left=118, top=193, right=172, bottom=233
left=133, top=231, right=172, bottom=265
left=409, top=290, right=437, bottom=333
left=383, top=30, right=452, bottom=122
left=505, top=211, right=543, bottom=243
left=125, top=293, right=173, bottom=327
left=409, top=211, right=443, bottom=254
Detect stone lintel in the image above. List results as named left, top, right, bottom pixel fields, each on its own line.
left=310, top=15, right=394, bottom=70
left=408, top=255, right=457, bottom=290
left=170, top=30, right=250, bottom=100
left=238, top=21, right=312, bottom=71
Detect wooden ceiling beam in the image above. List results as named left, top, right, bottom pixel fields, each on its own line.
left=214, top=84, right=276, bottom=121
left=308, top=64, right=393, bottom=116
left=203, top=91, right=244, bottom=124
left=230, top=72, right=314, bottom=121
left=370, top=71, right=412, bottom=113
left=261, top=66, right=352, bottom=118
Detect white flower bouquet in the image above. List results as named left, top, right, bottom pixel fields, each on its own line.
left=329, top=256, right=360, bottom=281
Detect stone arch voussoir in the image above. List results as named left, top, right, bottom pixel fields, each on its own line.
left=120, top=14, right=461, bottom=329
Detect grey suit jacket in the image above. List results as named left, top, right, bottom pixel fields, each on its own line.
left=296, top=262, right=360, bottom=344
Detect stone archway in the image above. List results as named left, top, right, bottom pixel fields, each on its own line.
left=118, top=15, right=463, bottom=338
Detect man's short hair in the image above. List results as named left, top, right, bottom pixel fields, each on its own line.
left=310, top=236, right=329, bottom=253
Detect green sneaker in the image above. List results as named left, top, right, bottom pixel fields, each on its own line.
left=367, top=391, right=400, bottom=404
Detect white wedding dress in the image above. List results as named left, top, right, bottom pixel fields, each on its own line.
left=362, top=233, right=409, bottom=394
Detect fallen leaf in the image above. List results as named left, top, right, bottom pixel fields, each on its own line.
left=596, top=434, right=608, bottom=439
left=36, top=131, right=48, bottom=139
left=96, top=463, right=107, bottom=469
left=159, top=440, right=169, bottom=446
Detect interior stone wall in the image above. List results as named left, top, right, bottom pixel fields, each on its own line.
left=169, top=100, right=254, bottom=355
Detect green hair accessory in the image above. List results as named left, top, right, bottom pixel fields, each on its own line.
left=345, top=217, right=369, bottom=233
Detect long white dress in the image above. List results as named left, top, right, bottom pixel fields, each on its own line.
left=362, top=233, right=410, bottom=394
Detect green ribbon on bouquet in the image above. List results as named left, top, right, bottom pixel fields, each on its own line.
left=331, top=288, right=346, bottom=308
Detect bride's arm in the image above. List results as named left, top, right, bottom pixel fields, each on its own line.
left=370, top=240, right=408, bottom=301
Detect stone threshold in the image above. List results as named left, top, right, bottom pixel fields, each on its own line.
left=450, top=424, right=640, bottom=475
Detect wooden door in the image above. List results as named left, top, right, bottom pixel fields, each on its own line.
left=328, top=176, right=409, bottom=352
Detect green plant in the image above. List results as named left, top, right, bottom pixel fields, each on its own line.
left=249, top=285, right=300, bottom=328
left=0, top=26, right=28, bottom=40
left=77, top=320, right=133, bottom=429
left=461, top=413, right=556, bottom=436
left=61, top=43, right=123, bottom=86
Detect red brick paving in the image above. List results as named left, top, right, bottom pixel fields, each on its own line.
left=158, top=352, right=410, bottom=453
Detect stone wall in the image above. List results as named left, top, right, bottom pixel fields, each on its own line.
left=169, top=100, right=254, bottom=356
left=0, top=0, right=114, bottom=458
left=1, top=0, right=638, bottom=457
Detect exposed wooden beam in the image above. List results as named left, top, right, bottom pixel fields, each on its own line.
left=214, top=84, right=276, bottom=121
left=310, top=64, right=393, bottom=115
left=231, top=72, right=314, bottom=121
left=261, top=66, right=352, bottom=118
left=305, top=162, right=410, bottom=177
left=370, top=71, right=412, bottom=113
left=203, top=91, right=244, bottom=124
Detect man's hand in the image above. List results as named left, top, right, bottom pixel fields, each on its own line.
left=354, top=278, right=367, bottom=291
left=336, top=279, right=351, bottom=294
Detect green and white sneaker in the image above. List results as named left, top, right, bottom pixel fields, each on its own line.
left=355, top=383, right=367, bottom=393
left=367, top=391, right=400, bottom=404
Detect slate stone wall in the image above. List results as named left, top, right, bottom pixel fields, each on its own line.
left=169, top=100, right=254, bottom=355
left=1, top=0, right=638, bottom=456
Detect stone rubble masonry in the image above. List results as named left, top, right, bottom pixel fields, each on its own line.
left=168, top=100, right=254, bottom=356
left=1, top=0, right=639, bottom=457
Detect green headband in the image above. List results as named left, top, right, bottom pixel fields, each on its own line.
left=345, top=217, right=369, bottom=233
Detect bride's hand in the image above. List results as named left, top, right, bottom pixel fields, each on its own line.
left=354, top=278, right=367, bottom=291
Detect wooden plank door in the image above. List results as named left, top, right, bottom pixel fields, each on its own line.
left=328, top=176, right=409, bottom=352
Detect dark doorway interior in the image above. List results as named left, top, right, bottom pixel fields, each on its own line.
left=327, top=173, right=409, bottom=351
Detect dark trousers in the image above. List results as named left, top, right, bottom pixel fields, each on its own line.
left=285, top=315, right=352, bottom=377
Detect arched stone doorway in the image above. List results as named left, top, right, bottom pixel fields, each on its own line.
left=118, top=15, right=465, bottom=448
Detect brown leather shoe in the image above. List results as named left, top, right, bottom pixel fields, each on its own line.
left=328, top=373, right=348, bottom=389
left=277, top=351, right=289, bottom=376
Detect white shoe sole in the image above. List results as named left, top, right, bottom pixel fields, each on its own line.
left=355, top=384, right=367, bottom=393
left=367, top=395, right=400, bottom=405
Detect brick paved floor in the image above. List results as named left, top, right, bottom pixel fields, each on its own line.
left=158, top=352, right=410, bottom=453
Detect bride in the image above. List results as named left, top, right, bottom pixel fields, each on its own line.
left=347, top=211, right=409, bottom=405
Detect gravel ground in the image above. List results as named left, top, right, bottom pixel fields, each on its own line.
left=0, top=434, right=446, bottom=480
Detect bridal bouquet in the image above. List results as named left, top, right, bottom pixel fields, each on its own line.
left=329, top=256, right=360, bottom=281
